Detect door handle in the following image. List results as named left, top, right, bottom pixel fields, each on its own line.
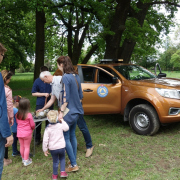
left=83, top=89, right=93, bottom=92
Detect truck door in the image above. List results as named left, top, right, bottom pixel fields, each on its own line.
left=78, top=65, right=122, bottom=115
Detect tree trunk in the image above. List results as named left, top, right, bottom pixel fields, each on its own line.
left=67, top=7, right=73, bottom=60
left=119, top=39, right=136, bottom=63
left=119, top=2, right=150, bottom=63
left=81, top=44, right=98, bottom=64
left=34, top=9, right=46, bottom=82
left=104, top=0, right=131, bottom=59
left=10, top=63, right=16, bottom=75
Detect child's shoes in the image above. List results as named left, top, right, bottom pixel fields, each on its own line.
left=52, top=174, right=58, bottom=180
left=60, top=171, right=68, bottom=178
left=12, top=151, right=20, bottom=157
left=23, top=158, right=32, bottom=166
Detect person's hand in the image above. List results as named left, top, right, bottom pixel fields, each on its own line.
left=44, top=151, right=49, bottom=156
left=5, top=135, right=13, bottom=147
left=36, top=108, right=44, bottom=113
left=58, top=112, right=63, bottom=122
left=9, top=117, right=14, bottom=126
left=59, top=118, right=64, bottom=123
left=44, top=93, right=50, bottom=98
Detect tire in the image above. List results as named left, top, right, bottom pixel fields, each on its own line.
left=129, top=104, right=160, bottom=135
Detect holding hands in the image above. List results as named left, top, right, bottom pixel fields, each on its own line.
left=58, top=112, right=63, bottom=122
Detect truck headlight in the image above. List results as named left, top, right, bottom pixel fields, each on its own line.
left=155, top=88, right=180, bottom=99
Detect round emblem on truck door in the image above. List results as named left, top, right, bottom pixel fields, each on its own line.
left=97, top=85, right=108, bottom=97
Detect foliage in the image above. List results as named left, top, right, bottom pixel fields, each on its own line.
left=170, top=49, right=180, bottom=69
left=157, top=37, right=180, bottom=71
left=1, top=0, right=180, bottom=75
left=0, top=0, right=34, bottom=70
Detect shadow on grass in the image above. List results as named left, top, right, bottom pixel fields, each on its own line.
left=85, top=114, right=180, bottom=136
left=158, top=122, right=180, bottom=135
left=84, top=114, right=131, bottom=133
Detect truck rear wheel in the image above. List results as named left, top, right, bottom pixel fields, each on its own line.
left=129, top=104, right=160, bottom=135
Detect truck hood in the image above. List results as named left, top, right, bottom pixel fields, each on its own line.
left=129, top=77, right=180, bottom=89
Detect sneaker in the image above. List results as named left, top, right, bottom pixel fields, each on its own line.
left=60, top=171, right=68, bottom=177
left=22, top=158, right=32, bottom=163
left=12, top=151, right=20, bottom=157
left=24, top=158, right=32, bottom=166
left=85, top=146, right=94, bottom=157
left=65, top=165, right=79, bottom=172
left=52, top=174, right=58, bottom=180
left=4, top=158, right=12, bottom=166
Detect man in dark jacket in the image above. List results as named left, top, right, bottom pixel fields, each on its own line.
left=0, top=43, right=13, bottom=179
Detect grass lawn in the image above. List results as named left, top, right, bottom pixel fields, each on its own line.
left=2, top=72, right=180, bottom=180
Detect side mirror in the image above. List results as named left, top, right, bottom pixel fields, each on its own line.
left=112, top=76, right=118, bottom=84
left=155, top=63, right=166, bottom=78
left=158, top=73, right=166, bottom=78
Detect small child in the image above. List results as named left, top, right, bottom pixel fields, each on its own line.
left=43, top=110, right=69, bottom=179
left=16, top=98, right=35, bottom=166
left=11, top=95, right=22, bottom=156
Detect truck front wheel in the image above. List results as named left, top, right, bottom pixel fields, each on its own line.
left=129, top=104, right=160, bottom=135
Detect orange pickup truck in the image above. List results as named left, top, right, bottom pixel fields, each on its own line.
left=77, top=60, right=180, bottom=135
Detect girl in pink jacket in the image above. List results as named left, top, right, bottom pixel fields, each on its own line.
left=43, top=110, right=69, bottom=179
left=16, top=98, right=35, bottom=166
left=1, top=70, right=14, bottom=166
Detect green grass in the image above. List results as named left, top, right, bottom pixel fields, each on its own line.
left=3, top=72, right=180, bottom=180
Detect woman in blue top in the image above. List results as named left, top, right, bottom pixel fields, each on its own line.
left=58, top=56, right=84, bottom=173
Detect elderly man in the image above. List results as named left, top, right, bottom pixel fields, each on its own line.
left=38, top=70, right=94, bottom=158
left=0, top=43, right=13, bottom=179
left=32, top=66, right=53, bottom=145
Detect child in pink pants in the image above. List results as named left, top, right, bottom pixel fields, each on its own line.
left=16, top=98, right=35, bottom=166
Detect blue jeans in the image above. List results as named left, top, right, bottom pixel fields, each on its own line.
left=50, top=148, right=65, bottom=175
left=12, top=133, right=18, bottom=154
left=0, top=134, right=6, bottom=180
left=77, top=115, right=93, bottom=149
left=64, top=117, right=78, bottom=166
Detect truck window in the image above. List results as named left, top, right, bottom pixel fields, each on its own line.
left=98, top=70, right=113, bottom=84
left=82, top=67, right=95, bottom=83
left=101, top=67, right=119, bottom=78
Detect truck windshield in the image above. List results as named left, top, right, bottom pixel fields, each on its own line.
left=114, top=65, right=157, bottom=80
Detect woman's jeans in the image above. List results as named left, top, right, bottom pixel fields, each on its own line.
left=50, top=148, right=65, bottom=175
left=0, top=134, right=6, bottom=180
left=77, top=115, right=93, bottom=149
left=64, top=118, right=78, bottom=166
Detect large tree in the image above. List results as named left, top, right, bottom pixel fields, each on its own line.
left=1, top=0, right=180, bottom=80
left=0, top=0, right=34, bottom=73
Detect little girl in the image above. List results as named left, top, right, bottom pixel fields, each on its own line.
left=1, top=70, right=14, bottom=166
left=43, top=110, right=69, bottom=179
left=16, top=98, right=35, bottom=166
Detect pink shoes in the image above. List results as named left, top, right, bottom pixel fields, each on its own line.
left=52, top=172, right=68, bottom=179
left=52, top=174, right=58, bottom=180
left=60, top=171, right=68, bottom=178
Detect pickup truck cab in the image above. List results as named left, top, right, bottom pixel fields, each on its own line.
left=77, top=60, right=180, bottom=135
